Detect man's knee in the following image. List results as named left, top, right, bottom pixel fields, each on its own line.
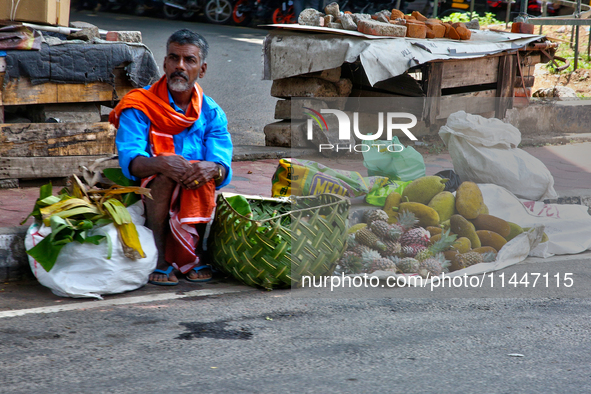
left=149, top=174, right=177, bottom=192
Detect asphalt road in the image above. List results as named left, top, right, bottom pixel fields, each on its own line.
left=70, top=9, right=276, bottom=146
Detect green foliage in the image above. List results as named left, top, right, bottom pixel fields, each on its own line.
left=102, top=168, right=141, bottom=206
left=546, top=55, right=591, bottom=74
left=440, top=12, right=503, bottom=26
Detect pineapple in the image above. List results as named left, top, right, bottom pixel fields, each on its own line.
left=380, top=240, right=402, bottom=258
left=366, top=209, right=389, bottom=225
left=355, top=228, right=386, bottom=252
left=351, top=243, right=372, bottom=256
left=400, top=227, right=430, bottom=247
left=461, top=251, right=483, bottom=267
left=362, top=249, right=397, bottom=273
left=389, top=256, right=420, bottom=274
left=370, top=220, right=391, bottom=239
left=338, top=251, right=364, bottom=274
left=391, top=210, right=418, bottom=234
left=414, top=229, right=457, bottom=262
left=418, top=253, right=450, bottom=278
left=402, top=243, right=427, bottom=258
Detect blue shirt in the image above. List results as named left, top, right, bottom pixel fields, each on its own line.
left=115, top=88, right=233, bottom=189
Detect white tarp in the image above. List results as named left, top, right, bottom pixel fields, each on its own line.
left=263, top=26, right=543, bottom=85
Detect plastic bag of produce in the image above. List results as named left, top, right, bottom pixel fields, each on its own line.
left=271, top=158, right=388, bottom=198
left=25, top=202, right=157, bottom=299
left=439, top=111, right=558, bottom=201
left=362, top=136, right=426, bottom=181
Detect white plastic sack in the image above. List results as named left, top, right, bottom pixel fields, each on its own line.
left=25, top=202, right=157, bottom=299
left=479, top=183, right=591, bottom=256
left=439, top=111, right=558, bottom=201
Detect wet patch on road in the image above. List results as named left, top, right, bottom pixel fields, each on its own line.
left=177, top=321, right=253, bottom=340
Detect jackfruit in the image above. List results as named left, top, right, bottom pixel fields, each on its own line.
left=505, top=222, right=524, bottom=241
left=450, top=214, right=481, bottom=248
left=428, top=191, right=456, bottom=223
left=444, top=250, right=464, bottom=272
left=401, top=176, right=448, bottom=205
left=383, top=192, right=402, bottom=218
left=397, top=202, right=440, bottom=227
left=471, top=214, right=511, bottom=238
left=450, top=237, right=471, bottom=253
left=455, top=181, right=484, bottom=219
left=426, top=226, right=442, bottom=236
left=476, top=230, right=507, bottom=251
left=472, top=246, right=498, bottom=254
left=481, top=203, right=489, bottom=215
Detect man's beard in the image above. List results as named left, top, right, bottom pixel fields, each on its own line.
left=168, top=71, right=197, bottom=92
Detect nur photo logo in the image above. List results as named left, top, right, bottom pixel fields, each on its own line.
left=304, top=108, right=419, bottom=153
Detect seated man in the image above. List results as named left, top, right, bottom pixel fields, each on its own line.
left=110, top=29, right=233, bottom=285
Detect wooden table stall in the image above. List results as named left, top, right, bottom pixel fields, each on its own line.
left=262, top=27, right=554, bottom=147
left=0, top=43, right=159, bottom=187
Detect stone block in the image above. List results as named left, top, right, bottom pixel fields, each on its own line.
left=352, top=13, right=371, bottom=24
left=324, top=15, right=334, bottom=25
left=335, top=78, right=353, bottom=97
left=68, top=26, right=100, bottom=41
left=324, top=2, right=340, bottom=18
left=328, top=22, right=343, bottom=29
left=0, top=227, right=28, bottom=282
left=69, top=21, right=98, bottom=29
left=28, top=103, right=101, bottom=123
left=105, top=31, right=143, bottom=43
left=340, top=14, right=357, bottom=30
left=357, top=20, right=406, bottom=37
left=264, top=120, right=309, bottom=148
left=299, top=67, right=341, bottom=83
left=271, top=77, right=339, bottom=98
left=298, top=8, right=324, bottom=26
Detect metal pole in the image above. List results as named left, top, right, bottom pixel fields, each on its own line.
left=539, top=0, right=547, bottom=34
left=432, top=0, right=438, bottom=18
left=506, top=0, right=512, bottom=25
left=470, top=0, right=475, bottom=19
left=574, top=0, right=582, bottom=70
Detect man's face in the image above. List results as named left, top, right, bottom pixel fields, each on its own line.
left=163, top=42, right=207, bottom=93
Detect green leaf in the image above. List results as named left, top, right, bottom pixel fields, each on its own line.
left=85, top=235, right=105, bottom=245
left=103, top=168, right=140, bottom=187
left=39, top=183, right=53, bottom=200
left=26, top=235, right=66, bottom=272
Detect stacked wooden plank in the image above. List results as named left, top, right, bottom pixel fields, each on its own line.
left=0, top=67, right=131, bottom=187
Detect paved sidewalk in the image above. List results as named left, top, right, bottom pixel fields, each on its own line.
left=3, top=142, right=591, bottom=228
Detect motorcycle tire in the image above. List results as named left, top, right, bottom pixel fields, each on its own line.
left=204, top=0, right=233, bottom=24
left=134, top=4, right=147, bottom=15
left=163, top=4, right=196, bottom=19
left=232, top=0, right=253, bottom=26
left=272, top=5, right=295, bottom=24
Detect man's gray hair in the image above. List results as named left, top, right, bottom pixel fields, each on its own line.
left=166, top=29, right=209, bottom=63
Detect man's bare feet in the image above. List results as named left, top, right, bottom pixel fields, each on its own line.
left=186, top=265, right=213, bottom=282
left=148, top=265, right=179, bottom=285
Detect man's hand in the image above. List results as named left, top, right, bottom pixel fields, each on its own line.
left=180, top=161, right=219, bottom=190
left=157, top=155, right=193, bottom=183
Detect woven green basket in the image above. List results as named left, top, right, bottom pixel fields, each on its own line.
left=211, top=193, right=350, bottom=290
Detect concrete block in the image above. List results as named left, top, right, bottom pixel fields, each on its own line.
left=299, top=67, right=341, bottom=83
left=324, top=15, right=334, bottom=25
left=275, top=98, right=348, bottom=120
left=298, top=8, right=324, bottom=26
left=28, top=103, right=101, bottom=123
left=70, top=21, right=98, bottom=29
left=271, top=77, right=339, bottom=98
left=352, top=14, right=371, bottom=24
left=0, top=227, right=28, bottom=282
left=357, top=20, right=406, bottom=37
left=340, top=14, right=358, bottom=30
left=324, top=2, right=340, bottom=18
left=328, top=22, right=343, bottom=29
left=335, top=78, right=353, bottom=97
left=264, top=121, right=309, bottom=148
left=68, top=26, right=100, bottom=41
left=106, top=31, right=143, bottom=43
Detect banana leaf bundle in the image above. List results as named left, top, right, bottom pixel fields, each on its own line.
left=24, top=169, right=152, bottom=272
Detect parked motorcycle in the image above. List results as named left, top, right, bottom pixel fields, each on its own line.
left=339, top=0, right=398, bottom=14
left=163, top=0, right=234, bottom=24
left=233, top=0, right=295, bottom=26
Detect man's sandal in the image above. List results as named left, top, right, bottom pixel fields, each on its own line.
left=186, top=265, right=213, bottom=283
left=148, top=266, right=179, bottom=286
